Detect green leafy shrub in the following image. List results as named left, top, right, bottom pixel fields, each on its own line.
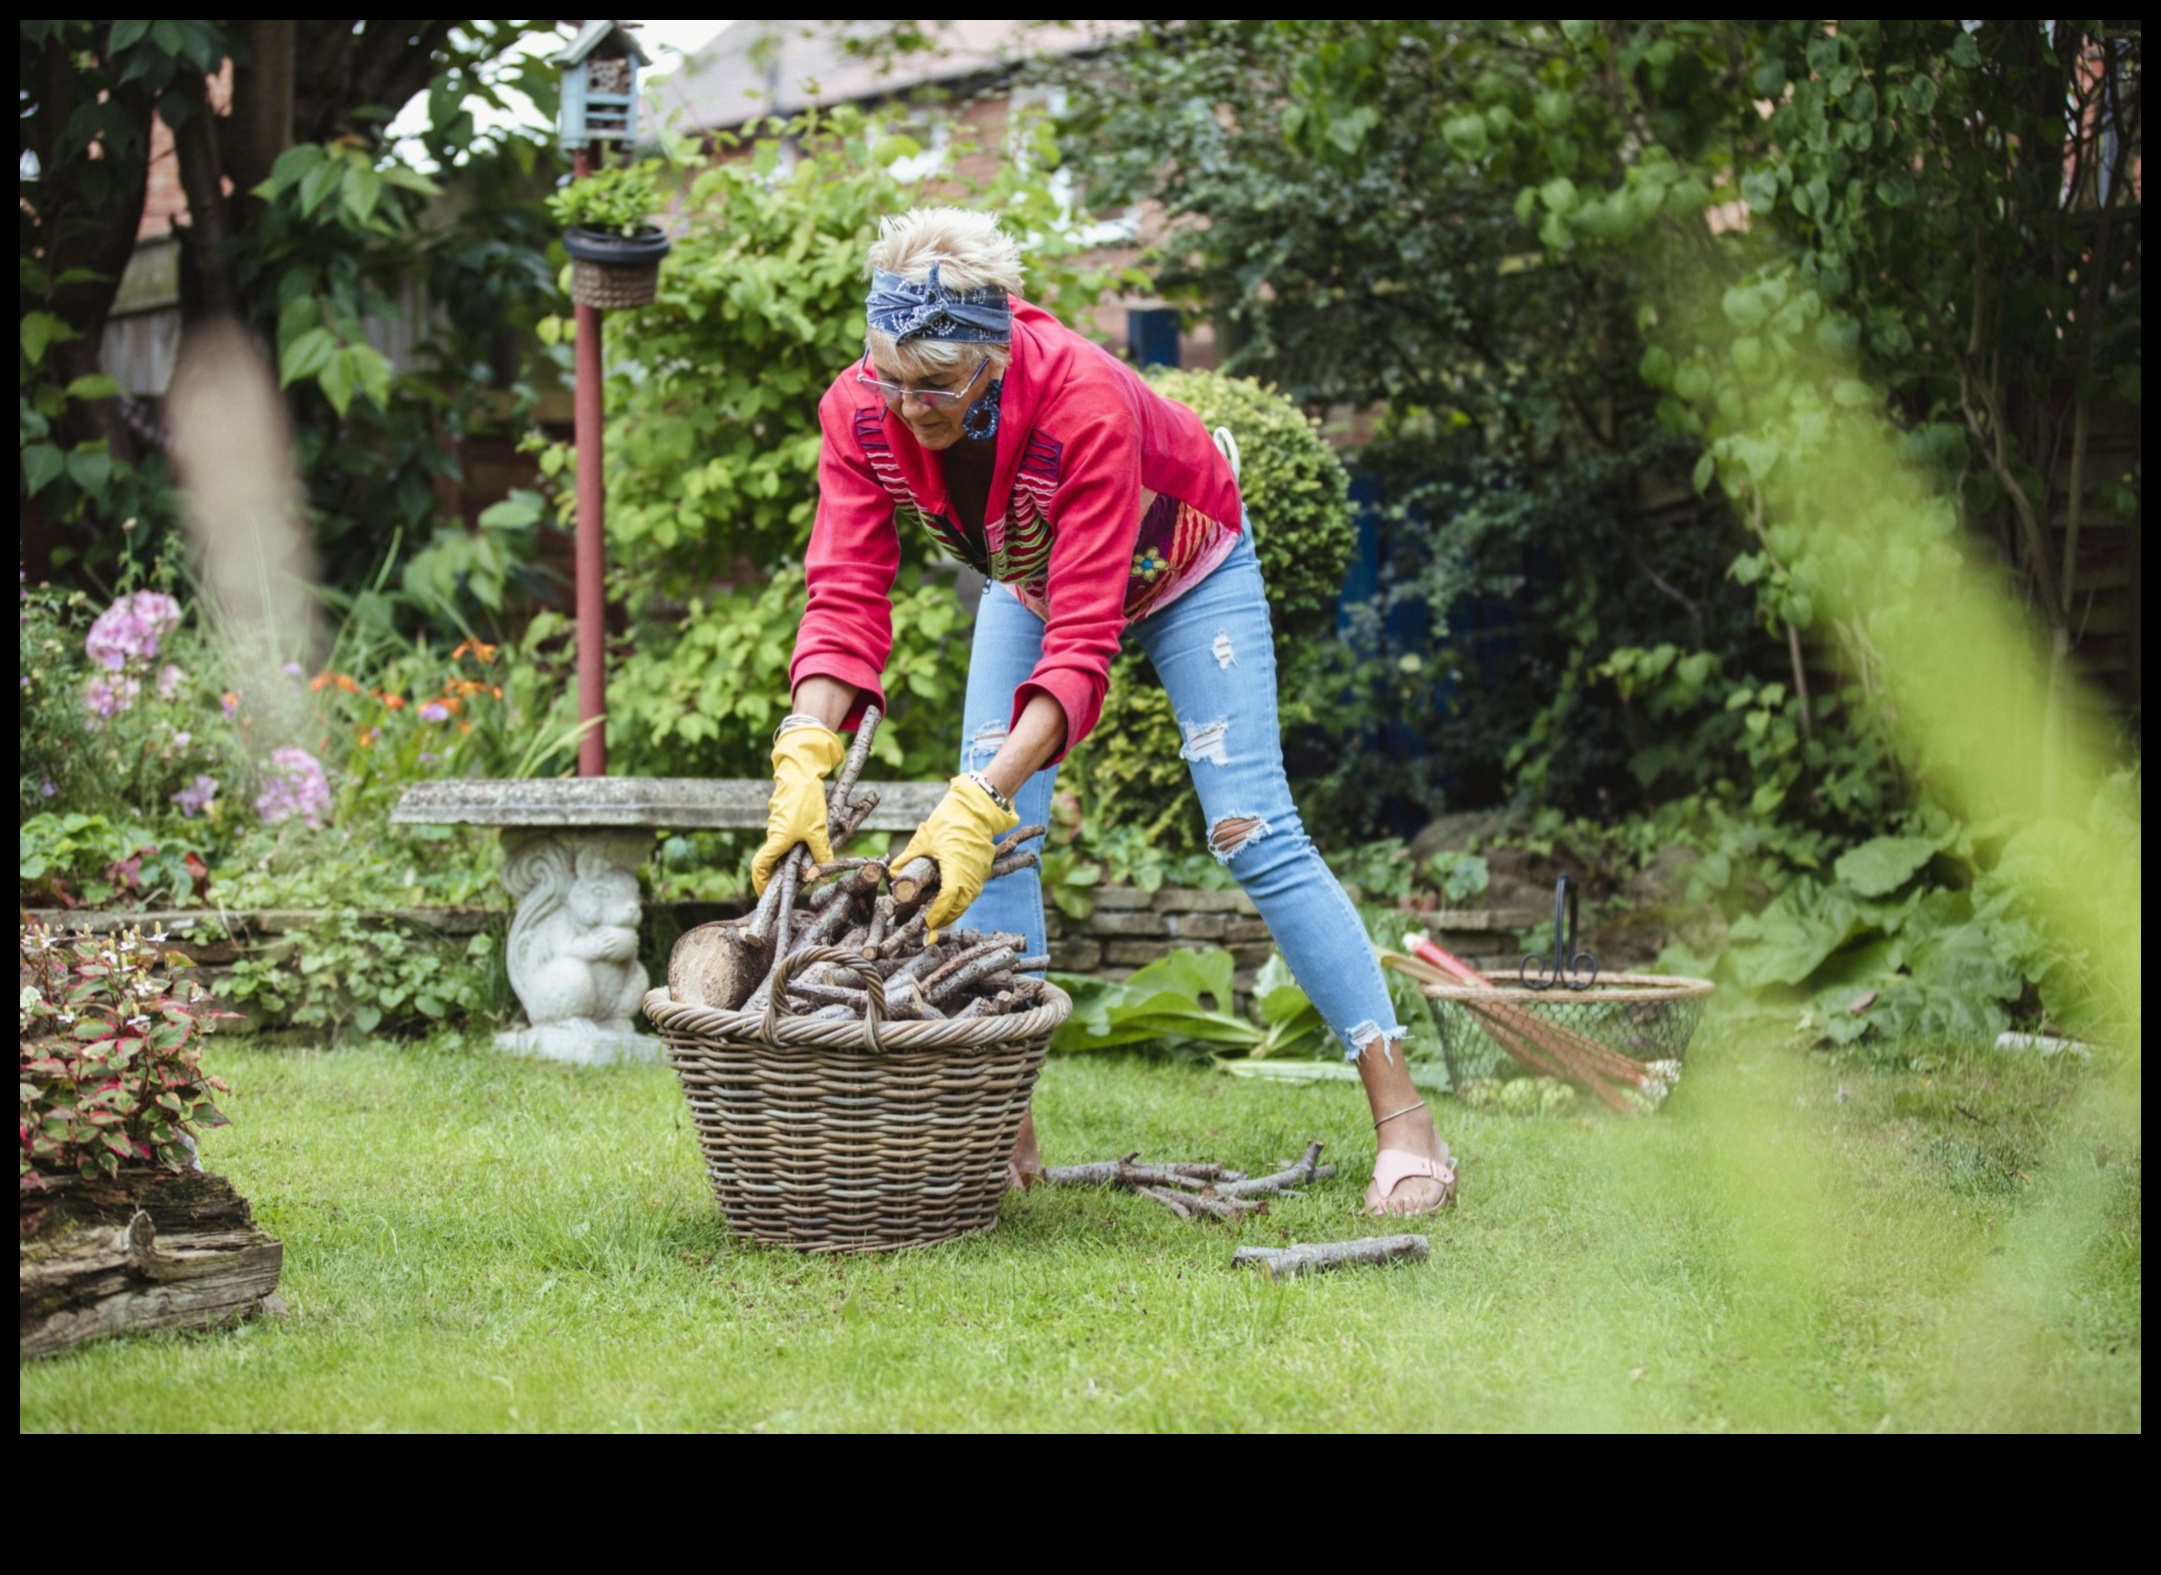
left=1037, top=848, right=1104, bottom=920
left=1719, top=765, right=2142, bottom=1048
left=20, top=814, right=203, bottom=909
left=220, top=910, right=504, bottom=1037
left=603, top=562, right=968, bottom=789
left=1143, top=368, right=1355, bottom=640
left=546, top=159, right=662, bottom=236
left=1064, top=369, right=1354, bottom=857
left=19, top=920, right=233, bottom=1187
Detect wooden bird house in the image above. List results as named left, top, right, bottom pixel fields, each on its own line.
left=555, top=20, right=651, bottom=151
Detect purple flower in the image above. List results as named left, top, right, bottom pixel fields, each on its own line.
left=84, top=673, right=141, bottom=718
left=173, top=775, right=220, bottom=818
left=418, top=701, right=451, bottom=723
left=254, top=746, right=332, bottom=829
left=39, top=779, right=56, bottom=799
left=221, top=691, right=241, bottom=718
left=281, top=662, right=303, bottom=679
left=156, top=663, right=186, bottom=700
left=85, top=591, right=182, bottom=671
left=171, top=730, right=192, bottom=749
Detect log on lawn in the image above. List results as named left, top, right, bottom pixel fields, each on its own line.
left=1230, top=1234, right=1429, bottom=1280
left=20, top=1168, right=285, bottom=1360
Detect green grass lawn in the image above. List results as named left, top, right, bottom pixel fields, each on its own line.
left=18, top=1021, right=2140, bottom=1432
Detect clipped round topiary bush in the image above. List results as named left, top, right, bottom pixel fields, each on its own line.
left=1143, top=367, right=1353, bottom=640
left=1069, top=370, right=1354, bottom=856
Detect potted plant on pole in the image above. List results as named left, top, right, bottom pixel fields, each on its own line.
left=550, top=161, right=672, bottom=311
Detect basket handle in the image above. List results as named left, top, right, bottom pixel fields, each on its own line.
left=762, top=943, right=890, bottom=1051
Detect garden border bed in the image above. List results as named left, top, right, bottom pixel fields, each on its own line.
left=25, top=895, right=1546, bottom=1032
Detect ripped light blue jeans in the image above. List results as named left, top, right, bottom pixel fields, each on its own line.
left=956, top=527, right=1406, bottom=1060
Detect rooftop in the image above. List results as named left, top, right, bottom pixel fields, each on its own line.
left=649, top=20, right=1132, bottom=133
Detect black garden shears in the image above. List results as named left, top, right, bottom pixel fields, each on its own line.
left=1520, top=874, right=1598, bottom=991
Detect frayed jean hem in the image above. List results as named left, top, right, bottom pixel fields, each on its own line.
left=1340, top=1018, right=1408, bottom=1064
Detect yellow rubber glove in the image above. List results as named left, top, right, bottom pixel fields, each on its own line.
left=750, top=724, right=848, bottom=896
left=894, top=775, right=1020, bottom=939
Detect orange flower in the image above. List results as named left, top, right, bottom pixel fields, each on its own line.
left=378, top=692, right=407, bottom=711
left=452, top=640, right=499, bottom=664
left=457, top=720, right=472, bottom=735
left=310, top=672, right=361, bottom=694
left=434, top=694, right=463, bottom=714
left=358, top=725, right=381, bottom=748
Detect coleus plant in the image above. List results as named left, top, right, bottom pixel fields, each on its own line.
left=19, top=921, right=234, bottom=1190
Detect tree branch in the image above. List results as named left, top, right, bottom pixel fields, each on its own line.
left=169, top=98, right=240, bottom=321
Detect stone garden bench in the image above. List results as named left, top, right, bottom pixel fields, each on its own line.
left=392, top=778, right=945, bottom=1066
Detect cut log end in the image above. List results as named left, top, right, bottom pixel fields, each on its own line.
left=668, top=920, right=766, bottom=1012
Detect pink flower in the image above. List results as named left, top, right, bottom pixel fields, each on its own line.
left=254, top=747, right=332, bottom=828
left=172, top=775, right=220, bottom=818
left=156, top=663, right=186, bottom=700
left=84, top=673, right=141, bottom=718
left=85, top=591, right=182, bottom=671
left=418, top=701, right=451, bottom=723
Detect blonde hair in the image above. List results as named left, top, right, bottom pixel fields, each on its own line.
left=864, top=206, right=1021, bottom=379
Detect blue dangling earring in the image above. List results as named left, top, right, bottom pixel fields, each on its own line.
left=961, top=378, right=1002, bottom=440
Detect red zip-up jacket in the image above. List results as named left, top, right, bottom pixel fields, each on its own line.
left=788, top=298, right=1243, bottom=762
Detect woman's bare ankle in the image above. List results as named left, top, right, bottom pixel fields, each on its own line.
left=1357, top=1038, right=1442, bottom=1152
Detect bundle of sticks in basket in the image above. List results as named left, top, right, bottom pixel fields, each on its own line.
left=1382, top=933, right=1679, bottom=1114
left=668, top=705, right=1051, bottom=1023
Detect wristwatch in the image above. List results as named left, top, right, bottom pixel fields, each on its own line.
left=961, top=769, right=1014, bottom=815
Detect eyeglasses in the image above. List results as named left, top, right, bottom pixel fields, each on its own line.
left=856, top=349, right=989, bottom=409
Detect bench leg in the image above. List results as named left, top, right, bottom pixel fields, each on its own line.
left=493, top=827, right=661, bottom=1066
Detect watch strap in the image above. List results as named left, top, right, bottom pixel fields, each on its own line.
left=960, top=769, right=1013, bottom=814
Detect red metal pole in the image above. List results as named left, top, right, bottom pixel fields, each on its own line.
left=571, top=146, right=607, bottom=777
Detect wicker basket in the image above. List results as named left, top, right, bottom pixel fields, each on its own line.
left=563, top=225, right=671, bottom=310
left=643, top=946, right=1071, bottom=1253
left=1422, top=972, right=1716, bottom=1090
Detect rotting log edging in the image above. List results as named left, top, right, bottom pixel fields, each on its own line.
left=19, top=1168, right=284, bottom=1360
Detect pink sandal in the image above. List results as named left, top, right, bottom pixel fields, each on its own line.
left=1363, top=1145, right=1457, bottom=1217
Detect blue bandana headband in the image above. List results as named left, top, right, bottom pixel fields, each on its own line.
left=866, top=262, right=1011, bottom=345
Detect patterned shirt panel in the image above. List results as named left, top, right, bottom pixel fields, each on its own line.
left=852, top=409, right=1236, bottom=624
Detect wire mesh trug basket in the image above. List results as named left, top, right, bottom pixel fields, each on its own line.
left=1423, top=973, right=1716, bottom=1091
